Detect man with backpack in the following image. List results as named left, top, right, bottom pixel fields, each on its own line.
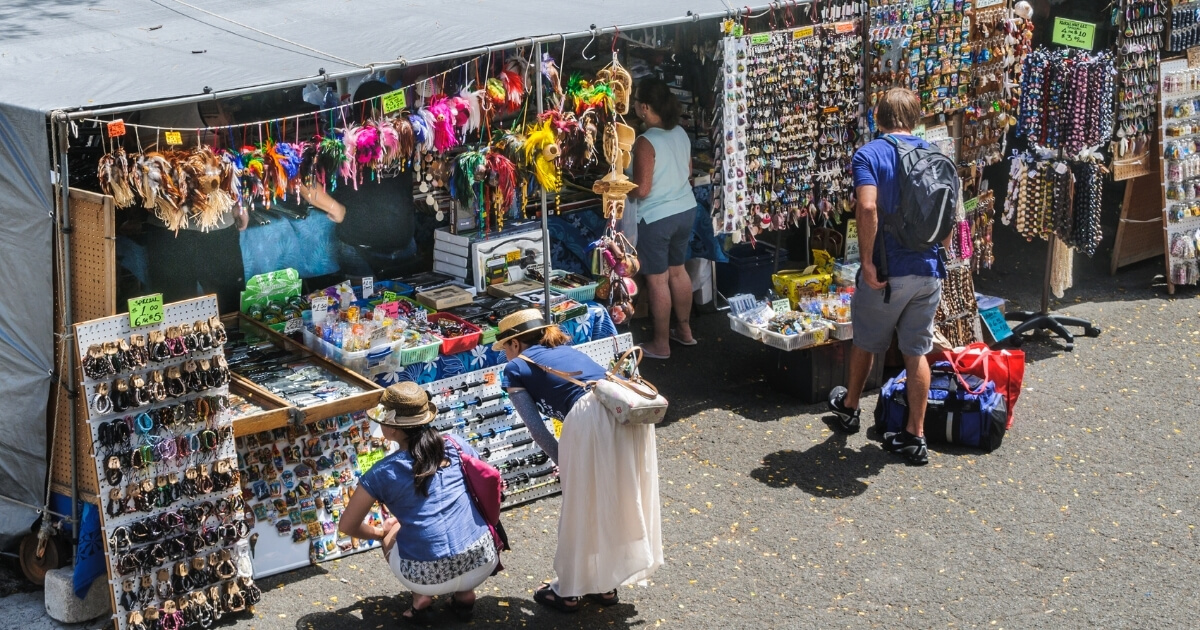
left=827, top=88, right=958, bottom=466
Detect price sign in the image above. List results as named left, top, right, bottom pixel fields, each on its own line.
left=505, top=250, right=521, bottom=264
left=356, top=449, right=387, bottom=473
left=106, top=119, right=126, bottom=138
left=834, top=21, right=856, bottom=34
left=1051, top=18, right=1096, bottom=50
left=128, top=294, right=164, bottom=328
left=164, top=131, right=183, bottom=146
left=310, top=296, right=330, bottom=326
left=380, top=301, right=400, bottom=319
left=771, top=299, right=791, bottom=314
left=368, top=326, right=388, bottom=347
left=361, top=276, right=374, bottom=299
left=283, top=317, right=305, bottom=335
left=793, top=26, right=814, bottom=39
left=381, top=290, right=398, bottom=303
left=381, top=89, right=407, bottom=114
left=964, top=197, right=979, bottom=213
left=750, top=33, right=771, bottom=45
left=979, top=307, right=1013, bottom=343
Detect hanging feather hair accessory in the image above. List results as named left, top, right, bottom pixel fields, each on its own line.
left=316, top=136, right=346, bottom=190
left=500, top=61, right=525, bottom=113
left=392, top=117, right=415, bottom=169
left=375, top=118, right=400, bottom=167
left=522, top=120, right=562, bottom=193
left=485, top=151, right=517, bottom=230
left=542, top=52, right=562, bottom=95
left=339, top=124, right=361, bottom=187
left=415, top=110, right=437, bottom=153
left=98, top=150, right=136, bottom=208
left=459, top=86, right=484, bottom=132
left=485, top=77, right=507, bottom=109
left=354, top=123, right=382, bottom=179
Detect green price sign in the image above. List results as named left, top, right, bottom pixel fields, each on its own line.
left=750, top=33, right=771, bottom=45
left=357, top=448, right=388, bottom=473
left=381, top=290, right=399, bottom=303
left=381, top=89, right=407, bottom=113
left=771, top=299, right=791, bottom=314
left=1051, top=18, right=1095, bottom=50
left=128, top=293, right=164, bottom=328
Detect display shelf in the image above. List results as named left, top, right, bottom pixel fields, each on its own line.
left=1161, top=58, right=1200, bottom=292
left=222, top=313, right=383, bottom=425
left=229, top=375, right=293, bottom=437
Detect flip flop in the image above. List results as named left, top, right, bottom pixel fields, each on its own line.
left=637, top=344, right=669, bottom=360
left=669, top=330, right=698, bottom=346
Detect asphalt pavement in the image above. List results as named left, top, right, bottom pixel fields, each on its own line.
left=4, top=203, right=1199, bottom=629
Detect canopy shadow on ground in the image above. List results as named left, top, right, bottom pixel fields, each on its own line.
left=292, top=594, right=644, bottom=630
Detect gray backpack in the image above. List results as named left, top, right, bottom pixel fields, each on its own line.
left=879, top=134, right=958, bottom=264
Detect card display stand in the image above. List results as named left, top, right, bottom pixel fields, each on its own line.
left=1159, top=58, right=1200, bottom=292
left=234, top=414, right=388, bottom=579
left=74, top=296, right=254, bottom=630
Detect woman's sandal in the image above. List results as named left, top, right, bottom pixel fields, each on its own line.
left=446, top=596, right=475, bottom=622
left=584, top=589, right=620, bottom=606
left=534, top=582, right=579, bottom=613
left=401, top=604, right=435, bottom=625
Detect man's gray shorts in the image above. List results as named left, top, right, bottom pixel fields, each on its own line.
left=850, top=275, right=941, bottom=357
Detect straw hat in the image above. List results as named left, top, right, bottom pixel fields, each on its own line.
left=491, top=309, right=555, bottom=351
left=367, top=382, right=436, bottom=427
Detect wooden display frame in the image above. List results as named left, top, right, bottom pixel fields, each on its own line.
left=222, top=313, right=383, bottom=428
left=229, top=375, right=292, bottom=437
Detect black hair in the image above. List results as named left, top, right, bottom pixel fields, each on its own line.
left=635, top=78, right=683, bottom=129
left=401, top=424, right=445, bottom=496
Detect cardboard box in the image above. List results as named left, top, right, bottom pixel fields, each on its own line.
left=772, top=270, right=833, bottom=306
left=486, top=278, right=545, bottom=298
left=415, top=285, right=473, bottom=310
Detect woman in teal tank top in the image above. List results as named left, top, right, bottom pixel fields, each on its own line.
left=628, top=78, right=700, bottom=359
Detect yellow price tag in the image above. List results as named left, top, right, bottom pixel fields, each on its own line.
left=505, top=250, right=521, bottom=264
left=793, top=26, right=814, bottom=39
left=164, top=131, right=182, bottom=145
left=381, top=89, right=407, bottom=113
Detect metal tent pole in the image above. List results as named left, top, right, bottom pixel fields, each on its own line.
left=535, top=41, right=553, bottom=323
left=55, top=115, right=79, bottom=545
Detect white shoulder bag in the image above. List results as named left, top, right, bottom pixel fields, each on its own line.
left=519, top=347, right=668, bottom=425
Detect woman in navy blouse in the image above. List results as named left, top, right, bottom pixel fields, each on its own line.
left=337, top=382, right=496, bottom=623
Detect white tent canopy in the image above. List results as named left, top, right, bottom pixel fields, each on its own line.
left=0, top=0, right=748, bottom=546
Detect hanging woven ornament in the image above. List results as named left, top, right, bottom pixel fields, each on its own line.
left=596, top=55, right=633, bottom=115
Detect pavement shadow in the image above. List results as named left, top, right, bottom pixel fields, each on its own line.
left=294, top=593, right=643, bottom=629
left=750, top=422, right=889, bottom=498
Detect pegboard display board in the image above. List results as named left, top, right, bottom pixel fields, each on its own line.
left=423, top=333, right=634, bottom=510
left=50, top=188, right=118, bottom=501
left=74, top=296, right=257, bottom=630
left=234, top=414, right=389, bottom=579
left=1159, top=58, right=1200, bottom=291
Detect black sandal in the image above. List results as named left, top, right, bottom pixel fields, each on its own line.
left=534, top=583, right=579, bottom=614
left=401, top=604, right=434, bottom=625
left=584, top=590, right=620, bottom=606
left=446, top=596, right=475, bottom=622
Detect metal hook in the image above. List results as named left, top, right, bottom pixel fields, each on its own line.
left=611, top=25, right=620, bottom=54
left=582, top=26, right=597, bottom=60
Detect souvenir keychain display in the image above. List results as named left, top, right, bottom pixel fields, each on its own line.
left=717, top=15, right=866, bottom=238
left=867, top=0, right=915, bottom=132
left=1168, top=0, right=1200, bottom=51
left=960, top=1, right=1023, bottom=174
left=1110, top=0, right=1165, bottom=164
left=1159, top=59, right=1200, bottom=286
left=75, top=297, right=258, bottom=630
left=1003, top=154, right=1073, bottom=241
left=1015, top=47, right=1117, bottom=154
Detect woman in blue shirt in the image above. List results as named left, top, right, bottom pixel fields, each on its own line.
left=496, top=309, right=663, bottom=613
left=337, top=382, right=497, bottom=623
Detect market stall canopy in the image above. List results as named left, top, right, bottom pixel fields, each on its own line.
left=0, top=0, right=743, bottom=547
left=0, top=0, right=734, bottom=114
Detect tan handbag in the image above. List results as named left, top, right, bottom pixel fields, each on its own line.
left=518, top=347, right=668, bottom=425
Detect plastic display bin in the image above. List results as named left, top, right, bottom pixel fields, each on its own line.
left=428, top=313, right=482, bottom=355
left=716, top=244, right=787, bottom=298
left=765, top=339, right=884, bottom=404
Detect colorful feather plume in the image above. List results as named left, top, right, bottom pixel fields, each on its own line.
left=500, top=70, right=524, bottom=113
left=339, top=124, right=360, bottom=187
left=425, top=97, right=458, bottom=152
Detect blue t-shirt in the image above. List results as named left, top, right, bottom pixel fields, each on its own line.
left=851, top=135, right=942, bottom=279
left=502, top=345, right=606, bottom=419
left=357, top=438, right=489, bottom=562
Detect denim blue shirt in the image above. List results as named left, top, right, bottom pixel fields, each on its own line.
left=357, top=438, right=489, bottom=562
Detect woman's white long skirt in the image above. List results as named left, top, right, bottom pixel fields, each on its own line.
left=551, top=391, right=663, bottom=597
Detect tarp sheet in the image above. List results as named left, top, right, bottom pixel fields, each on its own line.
left=0, top=0, right=734, bottom=546
left=0, top=104, right=54, bottom=549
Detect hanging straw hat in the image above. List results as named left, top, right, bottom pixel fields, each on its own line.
left=491, top=308, right=555, bottom=351
left=367, top=382, right=436, bottom=427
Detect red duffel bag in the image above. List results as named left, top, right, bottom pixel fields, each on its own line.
left=931, top=342, right=1025, bottom=428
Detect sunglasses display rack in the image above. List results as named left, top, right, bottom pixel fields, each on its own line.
left=233, top=414, right=389, bottom=578
left=1111, top=0, right=1165, bottom=180
left=73, top=295, right=258, bottom=630
left=715, top=19, right=867, bottom=237
left=420, top=333, right=634, bottom=509
left=1159, top=59, right=1200, bottom=289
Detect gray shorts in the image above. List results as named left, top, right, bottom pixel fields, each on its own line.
left=638, top=206, right=696, bottom=275
left=851, top=275, right=941, bottom=356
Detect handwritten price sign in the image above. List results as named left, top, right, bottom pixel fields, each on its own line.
left=381, top=89, right=407, bottom=114
left=128, top=294, right=164, bottom=328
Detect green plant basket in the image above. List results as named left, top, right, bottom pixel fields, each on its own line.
left=397, top=338, right=443, bottom=366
